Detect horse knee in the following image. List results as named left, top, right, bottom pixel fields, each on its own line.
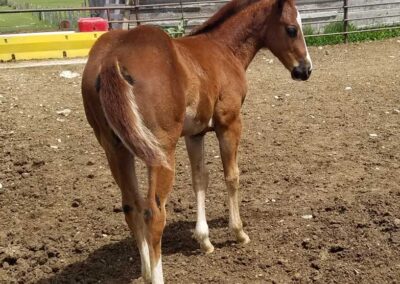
left=225, top=175, right=239, bottom=191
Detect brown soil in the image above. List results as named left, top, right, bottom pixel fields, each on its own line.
left=1, top=39, right=400, bottom=284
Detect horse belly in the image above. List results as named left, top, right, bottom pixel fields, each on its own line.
left=182, top=106, right=213, bottom=136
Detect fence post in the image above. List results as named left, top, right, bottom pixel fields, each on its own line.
left=343, top=0, right=348, bottom=43
left=134, top=0, right=141, bottom=26
left=122, top=0, right=131, bottom=30
left=106, top=8, right=112, bottom=29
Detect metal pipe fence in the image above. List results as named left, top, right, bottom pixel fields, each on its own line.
left=0, top=0, right=399, bottom=42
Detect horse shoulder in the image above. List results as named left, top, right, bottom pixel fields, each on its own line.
left=212, top=52, right=247, bottom=127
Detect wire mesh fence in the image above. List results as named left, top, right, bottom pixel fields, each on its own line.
left=0, top=0, right=399, bottom=42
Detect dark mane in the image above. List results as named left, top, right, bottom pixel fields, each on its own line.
left=190, top=0, right=261, bottom=36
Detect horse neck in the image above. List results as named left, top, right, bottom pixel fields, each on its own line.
left=208, top=8, right=268, bottom=69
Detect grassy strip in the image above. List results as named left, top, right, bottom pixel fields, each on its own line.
left=6, top=0, right=84, bottom=8
left=0, top=0, right=86, bottom=33
left=305, top=22, right=400, bottom=46
left=0, top=6, right=53, bottom=33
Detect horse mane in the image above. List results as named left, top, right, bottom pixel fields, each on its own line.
left=190, top=0, right=262, bottom=36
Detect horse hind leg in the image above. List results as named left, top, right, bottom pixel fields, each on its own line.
left=101, top=135, right=151, bottom=282
left=185, top=135, right=214, bottom=253
left=215, top=119, right=250, bottom=245
left=144, top=147, right=177, bottom=284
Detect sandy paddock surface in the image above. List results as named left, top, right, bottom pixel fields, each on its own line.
left=0, top=38, right=399, bottom=283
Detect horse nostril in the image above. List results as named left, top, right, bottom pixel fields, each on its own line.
left=291, top=66, right=311, bottom=81
left=291, top=67, right=302, bottom=80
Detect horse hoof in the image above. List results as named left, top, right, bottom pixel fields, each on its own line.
left=204, top=245, right=215, bottom=254
left=237, top=232, right=250, bottom=245
left=201, top=240, right=215, bottom=254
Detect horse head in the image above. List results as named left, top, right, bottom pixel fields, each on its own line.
left=264, top=0, right=313, bottom=81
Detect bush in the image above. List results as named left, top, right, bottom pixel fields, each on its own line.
left=164, top=19, right=187, bottom=38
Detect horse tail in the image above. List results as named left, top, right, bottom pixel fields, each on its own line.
left=98, top=60, right=167, bottom=167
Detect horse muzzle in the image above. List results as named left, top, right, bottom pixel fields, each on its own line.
left=291, top=61, right=312, bottom=81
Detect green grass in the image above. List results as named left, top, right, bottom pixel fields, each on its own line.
left=0, top=6, right=53, bottom=33
left=305, top=22, right=400, bottom=46
left=6, top=0, right=84, bottom=8
left=0, top=1, right=85, bottom=33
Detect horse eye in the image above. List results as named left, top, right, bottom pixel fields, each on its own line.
left=286, top=26, right=297, bottom=38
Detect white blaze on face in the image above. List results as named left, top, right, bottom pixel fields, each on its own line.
left=296, top=8, right=313, bottom=70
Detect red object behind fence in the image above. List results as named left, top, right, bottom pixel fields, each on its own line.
left=78, top=17, right=109, bottom=32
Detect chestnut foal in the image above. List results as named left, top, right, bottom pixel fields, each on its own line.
left=81, top=0, right=312, bottom=282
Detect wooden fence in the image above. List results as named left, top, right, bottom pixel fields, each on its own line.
left=0, top=0, right=400, bottom=42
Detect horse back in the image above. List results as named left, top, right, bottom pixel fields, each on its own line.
left=82, top=25, right=187, bottom=142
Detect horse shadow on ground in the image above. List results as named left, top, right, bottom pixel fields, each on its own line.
left=37, top=217, right=229, bottom=284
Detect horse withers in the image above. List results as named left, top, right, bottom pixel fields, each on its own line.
left=81, top=0, right=312, bottom=283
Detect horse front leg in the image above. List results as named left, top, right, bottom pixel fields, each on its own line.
left=215, top=118, right=250, bottom=245
left=185, top=135, right=214, bottom=253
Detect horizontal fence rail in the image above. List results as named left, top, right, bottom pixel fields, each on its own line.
left=0, top=0, right=400, bottom=43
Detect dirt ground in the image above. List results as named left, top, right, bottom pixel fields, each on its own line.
left=0, top=38, right=399, bottom=284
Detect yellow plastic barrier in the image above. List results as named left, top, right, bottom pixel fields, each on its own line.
left=0, top=31, right=106, bottom=61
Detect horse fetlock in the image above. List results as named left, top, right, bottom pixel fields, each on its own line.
left=194, top=229, right=208, bottom=242
left=142, top=269, right=152, bottom=284
left=194, top=232, right=214, bottom=253
left=194, top=224, right=214, bottom=253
